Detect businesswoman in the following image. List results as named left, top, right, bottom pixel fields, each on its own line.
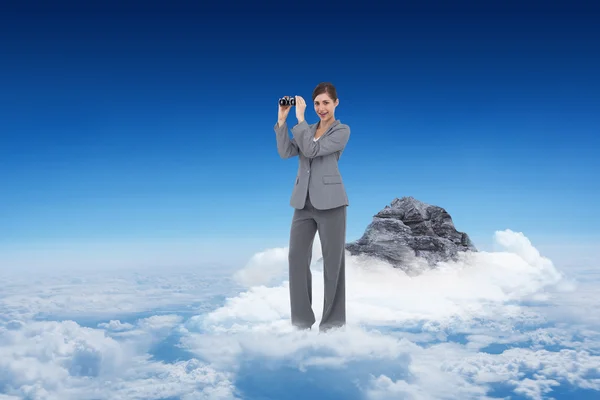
left=273, top=82, right=350, bottom=332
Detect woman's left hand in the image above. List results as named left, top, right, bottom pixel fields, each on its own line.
left=295, top=95, right=306, bottom=123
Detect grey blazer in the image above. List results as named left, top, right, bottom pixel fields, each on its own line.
left=274, top=119, right=350, bottom=210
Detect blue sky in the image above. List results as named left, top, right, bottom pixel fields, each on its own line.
left=1, top=1, right=598, bottom=268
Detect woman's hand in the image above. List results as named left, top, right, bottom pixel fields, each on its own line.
left=295, top=95, right=306, bottom=123
left=277, top=96, right=293, bottom=126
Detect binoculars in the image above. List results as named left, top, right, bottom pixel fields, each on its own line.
left=279, top=97, right=296, bottom=106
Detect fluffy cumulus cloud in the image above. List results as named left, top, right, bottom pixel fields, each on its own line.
left=0, top=266, right=241, bottom=399
left=0, top=229, right=599, bottom=399
left=0, top=317, right=236, bottom=399
left=181, top=229, right=600, bottom=399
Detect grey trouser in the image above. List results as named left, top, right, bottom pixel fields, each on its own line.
left=288, top=191, right=347, bottom=331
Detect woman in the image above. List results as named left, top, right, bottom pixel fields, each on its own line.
left=273, top=82, right=350, bottom=332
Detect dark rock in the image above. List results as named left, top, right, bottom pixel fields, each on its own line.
left=345, top=196, right=476, bottom=274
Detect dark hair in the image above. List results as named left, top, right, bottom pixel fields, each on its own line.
left=312, top=82, right=338, bottom=102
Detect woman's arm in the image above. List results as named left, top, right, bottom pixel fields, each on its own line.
left=291, top=121, right=350, bottom=158
left=274, top=121, right=299, bottom=159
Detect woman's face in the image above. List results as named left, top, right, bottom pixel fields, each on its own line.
left=313, top=93, right=339, bottom=123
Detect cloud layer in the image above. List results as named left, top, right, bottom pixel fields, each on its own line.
left=182, top=229, right=599, bottom=399
left=1, top=229, right=598, bottom=399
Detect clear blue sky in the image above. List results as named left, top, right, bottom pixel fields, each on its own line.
left=1, top=1, right=598, bottom=267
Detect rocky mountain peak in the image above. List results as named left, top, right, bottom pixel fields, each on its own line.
left=345, top=196, right=476, bottom=275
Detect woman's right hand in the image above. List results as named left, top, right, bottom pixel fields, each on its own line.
left=277, top=96, right=293, bottom=126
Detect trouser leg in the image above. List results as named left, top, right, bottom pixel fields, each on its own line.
left=288, top=205, right=317, bottom=329
left=316, top=205, right=347, bottom=331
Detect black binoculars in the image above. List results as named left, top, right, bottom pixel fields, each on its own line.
left=279, top=97, right=296, bottom=106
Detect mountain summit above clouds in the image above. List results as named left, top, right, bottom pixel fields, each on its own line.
left=345, top=196, right=477, bottom=274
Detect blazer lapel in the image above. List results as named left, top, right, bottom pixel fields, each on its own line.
left=319, top=120, right=340, bottom=138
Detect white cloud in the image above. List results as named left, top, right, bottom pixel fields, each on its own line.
left=178, top=229, right=600, bottom=399
left=191, top=229, right=568, bottom=334
left=0, top=319, right=129, bottom=398
left=1, top=228, right=598, bottom=399
left=364, top=368, right=494, bottom=400
left=233, top=232, right=323, bottom=288
left=232, top=247, right=290, bottom=288
left=439, top=346, right=600, bottom=399
left=98, top=320, right=135, bottom=331
left=0, top=267, right=239, bottom=321
left=0, top=319, right=236, bottom=400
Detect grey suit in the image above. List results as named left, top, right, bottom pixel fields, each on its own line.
left=275, top=120, right=350, bottom=210
left=274, top=119, right=350, bottom=331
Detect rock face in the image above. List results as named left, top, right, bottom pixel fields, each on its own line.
left=345, top=196, right=476, bottom=273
